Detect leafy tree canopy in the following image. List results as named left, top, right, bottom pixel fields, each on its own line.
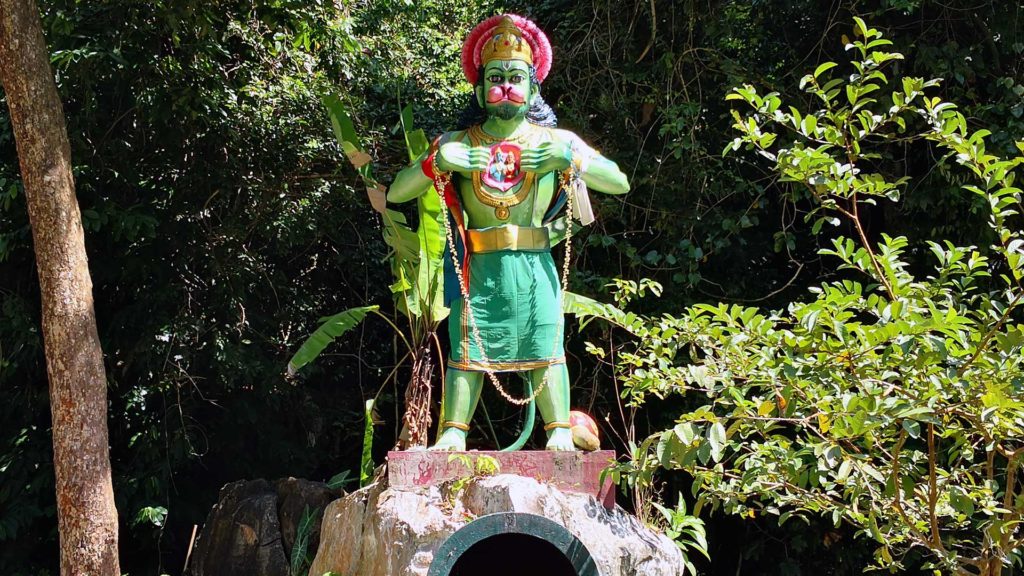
left=0, top=1, right=1021, bottom=574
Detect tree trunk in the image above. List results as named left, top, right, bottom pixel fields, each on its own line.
left=0, top=1, right=120, bottom=574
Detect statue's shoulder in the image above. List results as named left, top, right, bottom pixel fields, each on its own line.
left=437, top=129, right=470, bottom=146
left=549, top=127, right=579, bottom=139
left=549, top=127, right=584, bottom=146
left=549, top=128, right=600, bottom=155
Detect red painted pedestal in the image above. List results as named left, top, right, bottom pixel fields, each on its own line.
left=387, top=450, right=618, bottom=509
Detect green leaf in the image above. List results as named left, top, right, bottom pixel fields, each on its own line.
left=846, top=84, right=859, bottom=105
left=323, top=93, right=376, bottom=185
left=326, top=470, right=354, bottom=490
left=290, top=506, right=319, bottom=576
left=132, top=506, right=168, bottom=528
left=406, top=129, right=430, bottom=161
left=412, top=192, right=447, bottom=322
left=814, top=62, right=838, bottom=78
left=708, top=422, right=726, bottom=462
left=853, top=16, right=869, bottom=39
left=382, top=210, right=420, bottom=264
left=801, top=114, right=818, bottom=137
left=399, top=104, right=430, bottom=161
left=901, top=419, right=921, bottom=439
left=323, top=93, right=361, bottom=156
left=287, top=305, right=379, bottom=374
left=836, top=459, right=854, bottom=483
left=360, top=399, right=376, bottom=487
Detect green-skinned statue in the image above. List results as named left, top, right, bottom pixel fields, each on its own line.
left=388, top=14, right=629, bottom=451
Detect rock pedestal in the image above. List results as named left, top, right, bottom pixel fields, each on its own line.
left=388, top=449, right=617, bottom=508
left=309, top=452, right=683, bottom=576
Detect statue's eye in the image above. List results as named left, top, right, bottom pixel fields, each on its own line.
left=510, top=74, right=525, bottom=84
left=488, top=74, right=503, bottom=84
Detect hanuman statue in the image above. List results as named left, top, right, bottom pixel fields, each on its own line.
left=388, top=14, right=629, bottom=451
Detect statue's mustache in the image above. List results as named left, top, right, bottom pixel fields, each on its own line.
left=486, top=86, right=527, bottom=105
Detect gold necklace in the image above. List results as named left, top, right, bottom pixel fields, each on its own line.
left=468, top=123, right=540, bottom=145
left=467, top=124, right=545, bottom=220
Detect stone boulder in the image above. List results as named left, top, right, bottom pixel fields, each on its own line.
left=275, top=478, right=339, bottom=558
left=188, top=478, right=341, bottom=576
left=309, top=474, right=684, bottom=576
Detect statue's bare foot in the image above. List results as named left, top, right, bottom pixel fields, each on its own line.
left=429, top=429, right=467, bottom=451
left=545, top=428, right=576, bottom=451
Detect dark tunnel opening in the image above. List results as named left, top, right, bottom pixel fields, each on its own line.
left=448, top=532, right=579, bottom=576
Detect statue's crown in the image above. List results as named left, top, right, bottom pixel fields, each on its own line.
left=462, top=14, right=550, bottom=85
left=480, top=16, right=534, bottom=66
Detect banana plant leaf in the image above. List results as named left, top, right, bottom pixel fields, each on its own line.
left=399, top=103, right=447, bottom=323
left=287, top=305, right=379, bottom=375
left=413, top=236, right=447, bottom=323
left=410, top=175, right=446, bottom=322
left=382, top=209, right=420, bottom=264
left=323, top=93, right=377, bottom=187
left=360, top=399, right=376, bottom=487
left=399, top=104, right=430, bottom=162
left=324, top=94, right=447, bottom=324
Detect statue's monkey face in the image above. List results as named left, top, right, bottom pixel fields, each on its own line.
left=477, top=59, right=535, bottom=121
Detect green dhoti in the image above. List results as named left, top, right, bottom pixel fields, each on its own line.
left=448, top=226, right=565, bottom=372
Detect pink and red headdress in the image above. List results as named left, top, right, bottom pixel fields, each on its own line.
left=461, top=14, right=552, bottom=86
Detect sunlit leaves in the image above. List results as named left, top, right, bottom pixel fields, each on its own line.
left=623, top=18, right=1024, bottom=575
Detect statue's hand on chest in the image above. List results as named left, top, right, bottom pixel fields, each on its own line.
left=520, top=140, right=572, bottom=175
left=438, top=139, right=572, bottom=178
left=436, top=141, right=490, bottom=174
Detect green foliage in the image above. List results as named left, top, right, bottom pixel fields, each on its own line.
left=132, top=506, right=168, bottom=528
left=296, top=91, right=447, bottom=452
left=562, top=290, right=642, bottom=333
left=287, top=305, right=380, bottom=374
left=614, top=20, right=1024, bottom=575
left=289, top=505, right=318, bottom=576
left=448, top=453, right=501, bottom=477
left=360, top=399, right=376, bottom=488
left=319, top=97, right=447, bottom=324
left=447, top=453, right=501, bottom=505
left=326, top=469, right=355, bottom=491
left=652, top=495, right=709, bottom=576
left=2, top=1, right=1023, bottom=574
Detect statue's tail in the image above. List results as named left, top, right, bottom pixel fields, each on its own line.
left=500, top=375, right=535, bottom=452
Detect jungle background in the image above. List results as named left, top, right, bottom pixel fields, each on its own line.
left=1, top=0, right=1022, bottom=574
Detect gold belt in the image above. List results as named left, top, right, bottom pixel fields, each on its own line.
left=465, top=226, right=550, bottom=253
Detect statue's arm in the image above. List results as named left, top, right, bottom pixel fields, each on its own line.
left=387, top=131, right=485, bottom=204
left=387, top=149, right=433, bottom=204
left=559, top=130, right=630, bottom=195
left=580, top=154, right=630, bottom=195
